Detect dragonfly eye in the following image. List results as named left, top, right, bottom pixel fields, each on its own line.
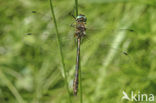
left=76, top=14, right=87, bottom=22
left=83, top=17, right=87, bottom=22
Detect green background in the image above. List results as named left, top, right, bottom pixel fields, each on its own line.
left=0, top=0, right=156, bottom=103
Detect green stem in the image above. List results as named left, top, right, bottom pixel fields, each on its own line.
left=78, top=39, right=83, bottom=103
left=49, top=0, right=72, bottom=103
left=75, top=0, right=78, bottom=16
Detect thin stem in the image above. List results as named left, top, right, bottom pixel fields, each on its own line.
left=49, top=0, right=72, bottom=103
left=77, top=38, right=83, bottom=103
left=75, top=0, right=78, bottom=16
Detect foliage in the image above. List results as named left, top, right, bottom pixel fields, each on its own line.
left=0, top=0, right=156, bottom=103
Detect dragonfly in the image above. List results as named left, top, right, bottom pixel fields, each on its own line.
left=25, top=10, right=136, bottom=95
left=72, top=14, right=87, bottom=96
left=26, top=10, right=136, bottom=48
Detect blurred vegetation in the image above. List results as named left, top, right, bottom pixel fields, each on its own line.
left=0, top=0, right=156, bottom=103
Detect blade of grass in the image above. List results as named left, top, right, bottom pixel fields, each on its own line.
left=0, top=70, right=25, bottom=103
left=75, top=0, right=78, bottom=16
left=49, top=0, right=72, bottom=103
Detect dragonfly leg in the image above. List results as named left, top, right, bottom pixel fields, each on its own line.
left=68, top=11, right=76, bottom=19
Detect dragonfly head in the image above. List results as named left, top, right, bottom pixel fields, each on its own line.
left=76, top=14, right=87, bottom=22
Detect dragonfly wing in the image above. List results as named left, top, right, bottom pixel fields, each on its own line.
left=80, top=32, right=134, bottom=64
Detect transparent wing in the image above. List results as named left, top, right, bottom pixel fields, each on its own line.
left=25, top=10, right=136, bottom=58
left=24, top=10, right=138, bottom=91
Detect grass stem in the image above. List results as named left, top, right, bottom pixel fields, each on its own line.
left=49, top=0, right=72, bottom=103
left=75, top=0, right=78, bottom=16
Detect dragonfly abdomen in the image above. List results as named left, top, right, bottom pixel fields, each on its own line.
left=73, top=73, right=79, bottom=95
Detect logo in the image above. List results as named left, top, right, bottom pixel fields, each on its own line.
left=122, top=91, right=154, bottom=102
